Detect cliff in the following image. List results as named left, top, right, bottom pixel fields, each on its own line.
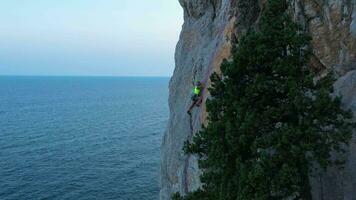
left=160, top=0, right=356, bottom=199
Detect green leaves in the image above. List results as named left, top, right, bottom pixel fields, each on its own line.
left=174, top=0, right=354, bottom=199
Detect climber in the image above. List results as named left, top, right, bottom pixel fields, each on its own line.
left=187, top=81, right=204, bottom=115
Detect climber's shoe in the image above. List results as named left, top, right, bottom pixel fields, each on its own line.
left=187, top=110, right=191, bottom=115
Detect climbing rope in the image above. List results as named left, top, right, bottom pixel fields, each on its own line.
left=182, top=20, right=228, bottom=194
left=183, top=48, right=220, bottom=194
left=183, top=112, right=194, bottom=193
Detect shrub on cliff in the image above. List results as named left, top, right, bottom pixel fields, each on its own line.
left=173, top=0, right=355, bottom=199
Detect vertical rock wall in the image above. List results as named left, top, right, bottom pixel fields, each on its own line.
left=160, top=1, right=240, bottom=199
left=160, top=0, right=356, bottom=199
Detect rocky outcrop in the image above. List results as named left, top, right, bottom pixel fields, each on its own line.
left=160, top=0, right=356, bottom=199
left=309, top=70, right=356, bottom=200
left=292, top=0, right=356, bottom=75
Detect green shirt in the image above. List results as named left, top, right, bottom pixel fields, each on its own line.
left=194, top=86, right=201, bottom=95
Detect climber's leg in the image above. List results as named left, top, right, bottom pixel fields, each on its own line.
left=187, top=99, right=198, bottom=115
left=196, top=97, right=203, bottom=107
left=187, top=102, right=195, bottom=115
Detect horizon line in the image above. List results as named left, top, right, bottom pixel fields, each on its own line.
left=0, top=74, right=172, bottom=78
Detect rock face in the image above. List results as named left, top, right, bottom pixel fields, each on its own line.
left=160, top=0, right=356, bottom=199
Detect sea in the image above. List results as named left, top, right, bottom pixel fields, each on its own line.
left=0, top=76, right=169, bottom=200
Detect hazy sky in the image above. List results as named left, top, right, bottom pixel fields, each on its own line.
left=0, top=0, right=183, bottom=77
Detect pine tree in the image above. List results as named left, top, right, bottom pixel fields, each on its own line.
left=174, top=0, right=354, bottom=199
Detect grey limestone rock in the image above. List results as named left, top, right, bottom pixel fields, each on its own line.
left=160, top=0, right=356, bottom=199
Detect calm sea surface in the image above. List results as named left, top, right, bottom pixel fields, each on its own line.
left=0, top=76, right=169, bottom=200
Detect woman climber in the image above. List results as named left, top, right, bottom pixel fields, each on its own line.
left=187, top=81, right=204, bottom=115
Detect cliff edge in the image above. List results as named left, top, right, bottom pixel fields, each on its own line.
left=161, top=0, right=356, bottom=199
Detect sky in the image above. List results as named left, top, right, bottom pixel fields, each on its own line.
left=0, top=0, right=183, bottom=77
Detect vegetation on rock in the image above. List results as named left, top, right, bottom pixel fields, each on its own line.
left=173, top=0, right=355, bottom=199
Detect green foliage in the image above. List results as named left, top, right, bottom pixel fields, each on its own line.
left=174, top=0, right=355, bottom=199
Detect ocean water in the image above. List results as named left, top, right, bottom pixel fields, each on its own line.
left=0, top=76, right=169, bottom=200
